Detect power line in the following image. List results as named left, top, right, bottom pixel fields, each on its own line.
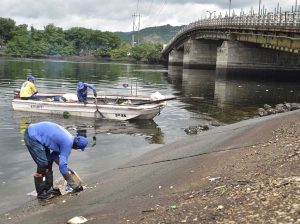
left=136, top=0, right=140, bottom=13
left=145, top=0, right=168, bottom=28
left=146, top=0, right=154, bottom=16
left=156, top=0, right=168, bottom=18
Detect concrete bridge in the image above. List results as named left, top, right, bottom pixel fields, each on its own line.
left=162, top=11, right=300, bottom=72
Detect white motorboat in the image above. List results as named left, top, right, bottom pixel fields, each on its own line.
left=12, top=92, right=166, bottom=121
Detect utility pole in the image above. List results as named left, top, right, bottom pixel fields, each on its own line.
left=229, top=0, right=232, bottom=17
left=137, top=14, right=141, bottom=45
left=132, top=14, right=136, bottom=46
left=131, top=13, right=141, bottom=45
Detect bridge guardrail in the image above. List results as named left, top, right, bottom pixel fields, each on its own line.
left=163, top=10, right=300, bottom=54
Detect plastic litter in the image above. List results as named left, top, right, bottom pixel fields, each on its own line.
left=65, top=185, right=72, bottom=191
left=169, top=205, right=177, bottom=209
left=214, top=185, right=226, bottom=190
left=67, top=216, right=88, bottom=224
left=217, top=205, right=224, bottom=210
left=27, top=168, right=86, bottom=197
left=27, top=190, right=37, bottom=197
left=209, top=177, right=221, bottom=182
left=55, top=169, right=86, bottom=195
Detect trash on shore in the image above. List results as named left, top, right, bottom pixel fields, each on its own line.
left=169, top=205, right=177, bottom=209
left=142, top=208, right=155, bottom=213
left=208, top=177, right=221, bottom=182
left=26, top=169, right=86, bottom=197
left=54, top=169, right=86, bottom=195
left=27, top=190, right=37, bottom=197
left=67, top=216, right=88, bottom=224
left=217, top=205, right=224, bottom=210
left=214, top=185, right=226, bottom=190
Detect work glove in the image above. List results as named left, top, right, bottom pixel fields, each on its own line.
left=93, top=90, right=97, bottom=97
left=65, top=176, right=83, bottom=192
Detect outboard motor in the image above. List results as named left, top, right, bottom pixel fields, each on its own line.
left=14, top=89, right=20, bottom=99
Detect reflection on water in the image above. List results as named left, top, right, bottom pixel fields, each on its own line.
left=19, top=118, right=30, bottom=135
left=13, top=112, right=164, bottom=146
left=0, top=57, right=299, bottom=214
left=167, top=65, right=300, bottom=123
left=213, top=69, right=300, bottom=122
left=216, top=68, right=300, bottom=82
left=182, top=69, right=215, bottom=98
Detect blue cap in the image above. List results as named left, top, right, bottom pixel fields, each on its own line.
left=77, top=81, right=84, bottom=90
left=28, top=74, right=36, bottom=81
left=74, top=136, right=88, bottom=150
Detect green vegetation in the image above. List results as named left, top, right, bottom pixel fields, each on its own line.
left=0, top=17, right=180, bottom=63
left=63, top=111, right=71, bottom=119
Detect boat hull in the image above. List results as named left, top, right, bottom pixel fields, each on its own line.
left=12, top=99, right=165, bottom=121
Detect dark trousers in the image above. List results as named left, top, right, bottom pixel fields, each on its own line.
left=24, top=129, right=52, bottom=172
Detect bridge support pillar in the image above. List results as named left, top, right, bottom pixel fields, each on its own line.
left=216, top=41, right=300, bottom=72
left=183, top=39, right=222, bottom=69
left=168, top=49, right=183, bottom=66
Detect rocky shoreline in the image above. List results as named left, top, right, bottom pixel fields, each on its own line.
left=184, top=102, right=300, bottom=136
left=136, top=113, right=300, bottom=223
left=258, top=102, right=300, bottom=117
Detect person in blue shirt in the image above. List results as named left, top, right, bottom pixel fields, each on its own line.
left=77, top=81, right=97, bottom=104
left=23, top=121, right=88, bottom=200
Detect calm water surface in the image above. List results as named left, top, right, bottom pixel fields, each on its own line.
left=0, top=57, right=299, bottom=213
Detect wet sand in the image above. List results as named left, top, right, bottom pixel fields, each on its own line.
left=0, top=110, right=299, bottom=224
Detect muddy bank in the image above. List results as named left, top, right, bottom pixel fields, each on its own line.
left=0, top=110, right=299, bottom=224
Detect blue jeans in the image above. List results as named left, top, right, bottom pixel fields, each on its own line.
left=24, top=129, right=52, bottom=169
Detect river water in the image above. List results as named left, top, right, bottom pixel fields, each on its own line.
left=0, top=57, right=299, bottom=214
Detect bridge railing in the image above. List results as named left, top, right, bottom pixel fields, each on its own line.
left=164, top=10, right=300, bottom=52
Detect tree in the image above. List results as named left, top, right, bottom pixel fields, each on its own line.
left=110, top=43, right=131, bottom=58
left=65, top=27, right=91, bottom=54
left=145, top=43, right=162, bottom=63
left=44, top=24, right=75, bottom=55
left=130, top=43, right=163, bottom=63
left=6, top=24, right=31, bottom=56
left=0, top=17, right=15, bottom=44
left=29, top=26, right=47, bottom=56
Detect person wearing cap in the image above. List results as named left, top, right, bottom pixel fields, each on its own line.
left=77, top=81, right=97, bottom=104
left=20, top=73, right=38, bottom=100
left=23, top=121, right=88, bottom=200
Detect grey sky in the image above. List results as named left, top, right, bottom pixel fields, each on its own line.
left=0, top=0, right=297, bottom=31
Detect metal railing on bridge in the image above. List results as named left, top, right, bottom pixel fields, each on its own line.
left=163, top=10, right=300, bottom=53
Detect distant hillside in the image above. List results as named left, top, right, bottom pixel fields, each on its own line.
left=116, top=24, right=184, bottom=44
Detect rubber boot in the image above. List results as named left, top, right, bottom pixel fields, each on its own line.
left=34, top=176, right=54, bottom=200
left=45, top=171, right=61, bottom=196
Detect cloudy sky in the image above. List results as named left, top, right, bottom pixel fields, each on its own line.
left=0, top=0, right=297, bottom=32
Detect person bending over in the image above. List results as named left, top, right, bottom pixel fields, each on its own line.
left=23, top=121, right=88, bottom=199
